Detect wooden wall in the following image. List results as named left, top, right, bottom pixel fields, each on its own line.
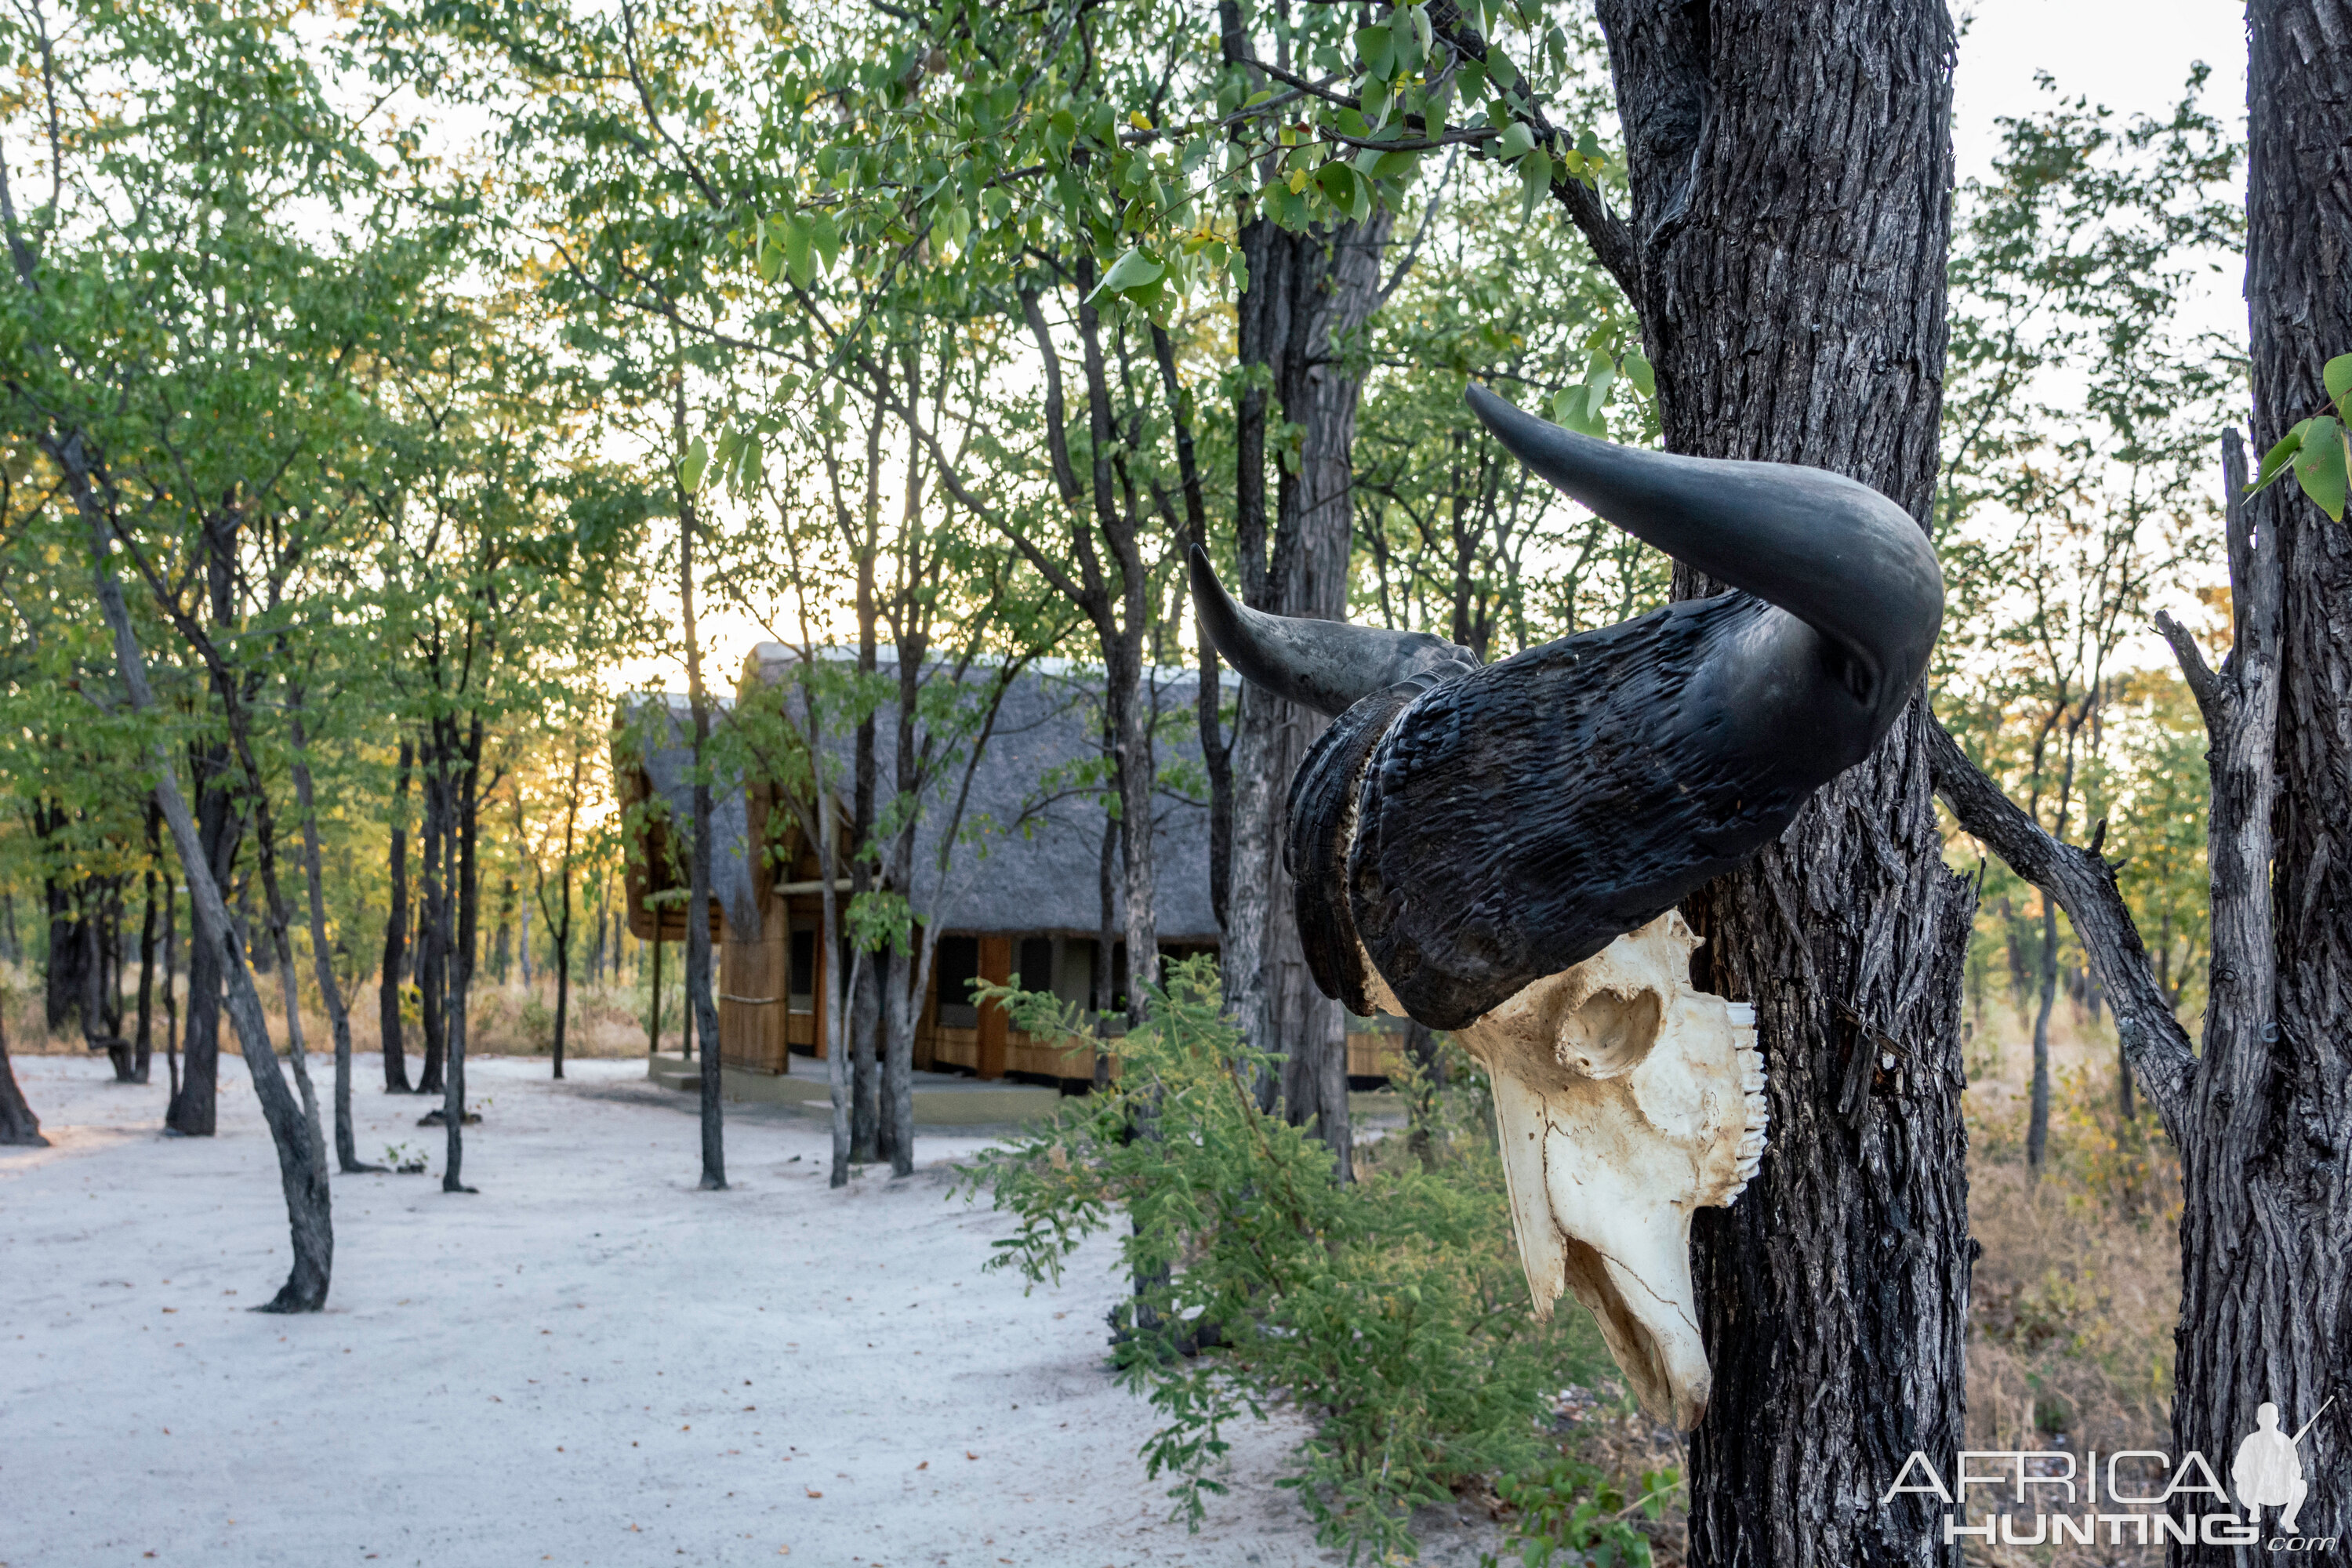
left=709, top=903, right=1407, bottom=1086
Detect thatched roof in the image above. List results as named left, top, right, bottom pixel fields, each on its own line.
left=611, top=693, right=763, bottom=938
left=738, top=644, right=1221, bottom=943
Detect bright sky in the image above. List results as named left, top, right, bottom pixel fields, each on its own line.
left=630, top=1, right=2259, bottom=697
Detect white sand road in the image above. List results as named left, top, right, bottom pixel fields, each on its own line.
left=1, top=1054, right=1506, bottom=1568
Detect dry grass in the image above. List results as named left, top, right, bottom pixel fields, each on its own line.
left=1955, top=1002, right=2181, bottom=1568
left=0, top=958, right=658, bottom=1063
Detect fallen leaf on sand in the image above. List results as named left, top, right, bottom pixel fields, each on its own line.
left=966, top=1451, right=979, bottom=1461
left=916, top=1461, right=928, bottom=1471
left=804, top=1488, right=822, bottom=1499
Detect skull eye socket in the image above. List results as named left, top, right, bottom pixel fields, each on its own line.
left=1557, top=987, right=1663, bottom=1078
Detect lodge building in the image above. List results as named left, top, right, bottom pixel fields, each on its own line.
left=615, top=648, right=1402, bottom=1091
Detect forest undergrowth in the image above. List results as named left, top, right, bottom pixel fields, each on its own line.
left=1955, top=1007, right=2183, bottom=1568
left=963, top=965, right=2183, bottom=1566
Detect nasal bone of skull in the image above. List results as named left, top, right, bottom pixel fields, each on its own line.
left=1366, top=913, right=1766, bottom=1433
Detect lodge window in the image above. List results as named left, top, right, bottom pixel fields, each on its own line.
left=787, top=928, right=815, bottom=1013
left=935, top=935, right=982, bottom=1028
left=1016, top=936, right=1053, bottom=994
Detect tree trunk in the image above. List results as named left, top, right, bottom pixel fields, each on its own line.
left=881, top=945, right=913, bottom=1175
left=441, top=714, right=482, bottom=1192
left=847, top=394, right=884, bottom=1166
left=552, top=760, right=578, bottom=1081
left=1096, top=808, right=1119, bottom=1087
left=2027, top=896, right=2056, bottom=1177
left=1152, top=325, right=1232, bottom=934
left=849, top=948, right=880, bottom=1160
left=289, top=696, right=375, bottom=1173
left=1221, top=212, right=1391, bottom=1181
left=73, top=453, right=331, bottom=1309
left=165, top=735, right=238, bottom=1137
left=2169, top=4, right=2352, bottom=1553
left=1584, top=5, right=1976, bottom=1562
left=134, top=811, right=158, bottom=1084
left=677, top=385, right=727, bottom=1192
left=41, top=811, right=86, bottom=1036
left=83, top=913, right=135, bottom=1080
left=648, top=928, right=663, bottom=1058
left=162, top=855, right=179, bottom=1098
left=0, top=998, right=45, bottom=1147
left=381, top=736, right=413, bottom=1092
left=416, top=739, right=447, bottom=1098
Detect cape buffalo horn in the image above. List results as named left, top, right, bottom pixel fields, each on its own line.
left=1188, top=546, right=1479, bottom=720
left=1462, top=383, right=1942, bottom=717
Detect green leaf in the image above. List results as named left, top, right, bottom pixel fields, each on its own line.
left=2253, top=419, right=2309, bottom=493
left=1318, top=161, right=1359, bottom=211
left=680, top=434, right=710, bottom=492
left=2327, top=352, right=2352, bottom=413
left=1584, top=351, right=1616, bottom=405
left=2293, top=414, right=2349, bottom=521
left=810, top=210, right=843, bottom=274
left=1495, top=122, right=1535, bottom=162
left=1624, top=349, right=1655, bottom=397
left=782, top=216, right=813, bottom=289
left=754, top=234, right=783, bottom=284
left=1354, top=26, right=1395, bottom=80
left=1094, top=245, right=1165, bottom=299
left=1519, top=147, right=1552, bottom=220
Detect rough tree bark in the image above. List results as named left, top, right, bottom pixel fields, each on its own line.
left=1546, top=5, right=1978, bottom=1562
left=163, top=520, right=245, bottom=1136
left=0, top=1000, right=45, bottom=1147
left=71, top=447, right=332, bottom=1308
left=379, top=736, right=413, bottom=1092
left=289, top=692, right=376, bottom=1173
left=134, top=805, right=158, bottom=1084
left=548, top=750, right=580, bottom=1081
left=440, top=713, right=483, bottom=1192
left=1921, top=5, right=2352, bottom=1544
left=1219, top=205, right=1393, bottom=1185
left=676, top=381, right=726, bottom=1193
left=2188, top=5, right=2352, bottom=1548
left=416, top=740, right=447, bottom=1098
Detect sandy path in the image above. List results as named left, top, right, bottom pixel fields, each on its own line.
left=0, top=1054, right=1502, bottom=1568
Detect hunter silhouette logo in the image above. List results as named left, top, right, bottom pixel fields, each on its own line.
left=1883, top=1396, right=2338, bottom=1552
left=2238, top=1399, right=2332, bottom=1537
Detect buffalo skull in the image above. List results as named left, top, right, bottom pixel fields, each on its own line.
left=1195, top=387, right=1942, bottom=1428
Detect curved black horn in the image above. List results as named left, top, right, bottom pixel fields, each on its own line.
left=1189, top=546, right=1479, bottom=718
left=1465, top=384, right=1943, bottom=711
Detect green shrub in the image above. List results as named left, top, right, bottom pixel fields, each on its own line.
left=1483, top=1454, right=1679, bottom=1568
left=959, top=956, right=1621, bottom=1561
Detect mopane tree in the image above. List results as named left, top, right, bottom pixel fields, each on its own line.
left=0, top=0, right=360, bottom=1307
left=1937, top=7, right=2352, bottom=1561
left=1430, top=7, right=1973, bottom=1560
